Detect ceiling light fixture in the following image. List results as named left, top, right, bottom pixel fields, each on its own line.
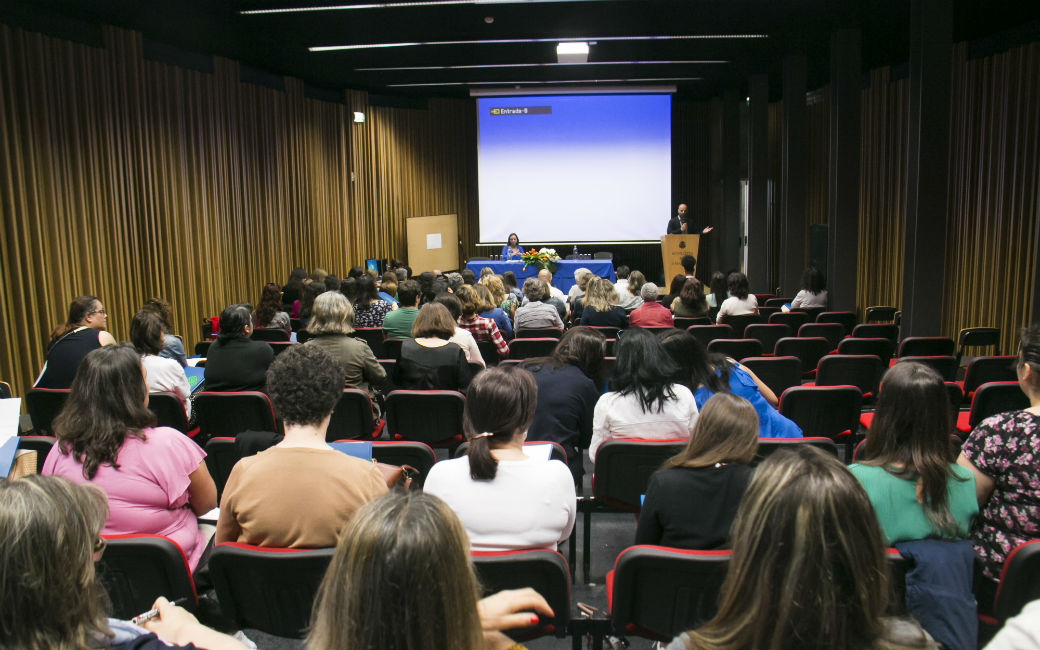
left=311, top=34, right=766, bottom=52
left=556, top=41, right=589, bottom=64
left=387, top=76, right=701, bottom=87
left=355, top=59, right=726, bottom=71
left=242, top=0, right=615, bottom=15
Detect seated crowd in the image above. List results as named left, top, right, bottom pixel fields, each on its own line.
left=10, top=260, right=1040, bottom=649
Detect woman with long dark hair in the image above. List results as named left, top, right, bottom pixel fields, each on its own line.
left=42, top=344, right=217, bottom=572
left=715, top=271, right=757, bottom=323
left=252, top=282, right=290, bottom=331
left=282, top=267, right=307, bottom=306
left=788, top=266, right=827, bottom=310
left=35, top=295, right=117, bottom=389
left=590, top=327, right=698, bottom=462
left=130, top=310, right=191, bottom=418
left=353, top=274, right=396, bottom=328
left=659, top=273, right=688, bottom=308
left=671, top=277, right=710, bottom=318
left=705, top=271, right=728, bottom=311
left=424, top=367, right=575, bottom=550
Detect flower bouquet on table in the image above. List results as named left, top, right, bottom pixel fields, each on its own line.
left=520, top=248, right=561, bottom=273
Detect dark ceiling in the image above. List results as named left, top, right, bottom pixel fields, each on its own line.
left=5, top=0, right=1040, bottom=99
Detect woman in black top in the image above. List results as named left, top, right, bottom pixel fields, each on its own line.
left=36, top=295, right=116, bottom=389
left=579, top=277, right=628, bottom=330
left=394, top=303, right=472, bottom=392
left=635, top=392, right=757, bottom=549
left=204, top=304, right=274, bottom=392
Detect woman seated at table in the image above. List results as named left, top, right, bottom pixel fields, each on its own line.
left=500, top=232, right=523, bottom=260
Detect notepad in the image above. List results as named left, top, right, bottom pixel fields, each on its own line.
left=329, top=441, right=374, bottom=461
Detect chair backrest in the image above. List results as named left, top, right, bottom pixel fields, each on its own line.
left=473, top=339, right=499, bottom=366
left=25, top=388, right=70, bottom=436
left=586, top=325, right=624, bottom=339
left=767, top=310, right=809, bottom=331
left=508, top=337, right=559, bottom=360
left=745, top=323, right=790, bottom=353
left=472, top=550, right=571, bottom=639
left=209, top=543, right=334, bottom=638
left=370, top=440, right=438, bottom=488
left=864, top=306, right=898, bottom=323
left=16, top=435, right=56, bottom=473
left=296, top=330, right=314, bottom=344
left=898, top=336, right=955, bottom=358
left=515, top=327, right=564, bottom=339
left=778, top=385, right=863, bottom=440
left=797, top=322, right=845, bottom=349
left=719, top=313, right=761, bottom=337
left=610, top=545, right=730, bottom=641
left=592, top=439, right=686, bottom=510
left=755, top=437, right=839, bottom=463
left=326, top=389, right=377, bottom=441
left=382, top=338, right=408, bottom=360
left=268, top=341, right=295, bottom=357
left=706, top=338, right=764, bottom=361
left=851, top=323, right=899, bottom=344
left=194, top=340, right=212, bottom=357
left=593, top=251, right=613, bottom=259
left=756, top=305, right=780, bottom=319
left=194, top=391, right=277, bottom=440
left=797, top=306, right=826, bottom=321
left=816, top=311, right=858, bottom=336
left=773, top=337, right=831, bottom=375
left=147, top=392, right=191, bottom=433
left=894, top=355, right=958, bottom=381
left=837, top=336, right=895, bottom=363
left=673, top=316, right=711, bottom=330
left=454, top=440, right=568, bottom=465
left=289, top=317, right=302, bottom=332
left=969, top=382, right=1030, bottom=430
left=96, top=534, right=198, bottom=619
left=204, top=437, right=240, bottom=498
left=764, top=297, right=793, bottom=307
left=815, top=355, right=884, bottom=398
left=962, top=356, right=1017, bottom=397
left=994, top=540, right=1040, bottom=622
left=740, top=356, right=803, bottom=398
left=957, top=326, right=1000, bottom=359
left=384, top=390, right=466, bottom=447
left=251, top=327, right=290, bottom=342
left=353, top=327, right=386, bottom=358
left=686, top=324, right=734, bottom=349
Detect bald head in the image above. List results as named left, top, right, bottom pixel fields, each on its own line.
left=538, top=268, right=553, bottom=285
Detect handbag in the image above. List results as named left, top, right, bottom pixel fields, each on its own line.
left=375, top=461, right=418, bottom=490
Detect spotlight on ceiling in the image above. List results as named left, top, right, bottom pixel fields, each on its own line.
left=556, top=41, right=589, bottom=64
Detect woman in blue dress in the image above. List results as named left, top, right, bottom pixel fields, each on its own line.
left=658, top=329, right=802, bottom=438
left=500, top=233, right=523, bottom=260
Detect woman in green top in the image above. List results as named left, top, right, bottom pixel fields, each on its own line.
left=849, top=362, right=977, bottom=543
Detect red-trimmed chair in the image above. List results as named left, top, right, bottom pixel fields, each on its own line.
left=816, top=311, right=858, bottom=336
left=765, top=297, right=793, bottom=307
left=454, top=440, right=567, bottom=465
left=958, top=356, right=1017, bottom=403
left=957, top=327, right=1001, bottom=367
left=756, top=437, right=839, bottom=463
left=608, top=545, right=730, bottom=641
left=471, top=550, right=571, bottom=640
left=894, top=355, right=958, bottom=381
left=268, top=341, right=296, bottom=356
left=509, top=337, right=560, bottom=360
left=812, top=354, right=884, bottom=401
left=148, top=392, right=198, bottom=437
left=797, top=322, right=845, bottom=350
left=585, top=325, right=625, bottom=339
left=757, top=305, right=781, bottom=320
left=987, top=541, right=1040, bottom=626
left=209, top=543, right=335, bottom=638
left=515, top=327, right=564, bottom=339
left=632, top=325, right=675, bottom=337
left=719, top=313, right=761, bottom=337
left=96, top=534, right=198, bottom=620
left=744, top=323, right=791, bottom=355
left=778, top=385, right=862, bottom=444
left=26, top=387, right=70, bottom=436
left=740, top=356, right=802, bottom=398
left=476, top=339, right=501, bottom=366
left=851, top=323, right=899, bottom=345
left=193, top=341, right=212, bottom=357
left=251, top=327, right=290, bottom=342
left=706, top=338, right=763, bottom=361
left=898, top=336, right=955, bottom=358
left=673, top=316, right=711, bottom=330
left=859, top=382, right=963, bottom=431
left=686, top=324, right=734, bottom=349
left=384, top=390, right=465, bottom=448
left=955, top=381, right=1029, bottom=434
left=838, top=336, right=895, bottom=364
left=203, top=437, right=239, bottom=498
left=326, top=388, right=383, bottom=441
left=194, top=391, right=278, bottom=442
left=381, top=338, right=408, bottom=360
left=353, top=327, right=386, bottom=358
left=774, top=336, right=831, bottom=377
left=16, top=435, right=56, bottom=473
left=371, top=440, right=437, bottom=489
left=864, top=306, right=898, bottom=323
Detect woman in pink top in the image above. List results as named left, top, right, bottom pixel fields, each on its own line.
left=42, top=344, right=216, bottom=571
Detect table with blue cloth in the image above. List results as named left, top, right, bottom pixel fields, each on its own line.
left=463, top=259, right=616, bottom=293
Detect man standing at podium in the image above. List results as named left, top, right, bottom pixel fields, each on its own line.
left=667, top=203, right=714, bottom=235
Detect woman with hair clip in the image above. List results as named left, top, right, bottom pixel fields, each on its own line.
left=307, top=491, right=555, bottom=650
left=203, top=303, right=274, bottom=392
left=636, top=393, right=758, bottom=549
left=251, top=282, right=291, bottom=331
left=958, top=323, right=1040, bottom=600
left=659, top=329, right=800, bottom=438
left=42, top=344, right=217, bottom=572
left=667, top=446, right=936, bottom=650
left=424, top=366, right=576, bottom=551
left=520, top=327, right=606, bottom=482
left=0, top=476, right=244, bottom=650
left=35, top=295, right=117, bottom=389
left=590, top=327, right=698, bottom=462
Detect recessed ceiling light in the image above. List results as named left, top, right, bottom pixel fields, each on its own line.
left=242, top=0, right=616, bottom=15
left=311, top=34, right=766, bottom=52
left=356, top=60, right=726, bottom=71
left=556, top=41, right=589, bottom=64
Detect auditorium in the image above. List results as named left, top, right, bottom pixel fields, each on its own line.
left=1, top=1, right=1039, bottom=649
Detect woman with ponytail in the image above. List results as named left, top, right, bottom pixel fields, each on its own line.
left=424, top=366, right=576, bottom=551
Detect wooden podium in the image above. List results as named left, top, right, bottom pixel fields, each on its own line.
left=661, top=234, right=700, bottom=280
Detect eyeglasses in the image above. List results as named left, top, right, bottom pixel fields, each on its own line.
left=90, top=309, right=107, bottom=316
left=93, top=536, right=107, bottom=561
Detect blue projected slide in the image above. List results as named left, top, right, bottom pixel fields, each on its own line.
left=477, top=94, right=671, bottom=244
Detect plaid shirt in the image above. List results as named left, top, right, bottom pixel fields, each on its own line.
left=458, top=315, right=510, bottom=358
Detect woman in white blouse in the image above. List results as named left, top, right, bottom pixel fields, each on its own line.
left=130, top=310, right=191, bottom=417
left=715, top=271, right=759, bottom=323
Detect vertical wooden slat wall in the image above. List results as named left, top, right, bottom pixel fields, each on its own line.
left=0, top=24, right=472, bottom=397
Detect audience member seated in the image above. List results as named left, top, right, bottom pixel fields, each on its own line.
left=705, top=271, right=728, bottom=311
left=216, top=345, right=387, bottom=547
left=434, top=293, right=485, bottom=367
left=324, top=273, right=341, bottom=293
left=629, top=283, right=675, bottom=327
left=567, top=267, right=592, bottom=304
left=480, top=275, right=516, bottom=325
left=614, top=265, right=630, bottom=296
left=520, top=327, right=605, bottom=482
left=142, top=297, right=187, bottom=367
left=293, top=281, right=326, bottom=325
left=660, top=329, right=801, bottom=439
left=785, top=266, right=827, bottom=311
left=957, top=323, right=1040, bottom=601
left=131, top=310, right=191, bottom=418
left=203, top=303, right=274, bottom=392
left=353, top=275, right=396, bottom=329
left=304, top=292, right=386, bottom=397
left=617, top=270, right=645, bottom=312
left=35, top=295, right=117, bottom=389
left=307, top=491, right=553, bottom=650
left=425, top=367, right=576, bottom=550
left=455, top=285, right=509, bottom=360
left=715, top=271, right=758, bottom=323
left=474, top=282, right=514, bottom=339
left=251, top=282, right=291, bottom=332
left=382, top=279, right=421, bottom=340
left=339, top=276, right=358, bottom=303
left=636, top=393, right=757, bottom=549
left=394, top=303, right=472, bottom=391
left=681, top=254, right=697, bottom=278
left=502, top=270, right=524, bottom=302
left=0, top=476, right=244, bottom=650
left=378, top=271, right=398, bottom=304
left=852, top=362, right=977, bottom=544
left=666, top=447, right=936, bottom=650
left=43, top=344, right=216, bottom=571
left=580, top=276, right=628, bottom=330
left=659, top=273, right=687, bottom=310
left=514, top=278, right=565, bottom=332
left=672, top=277, right=710, bottom=318
left=590, top=328, right=698, bottom=462
left=282, top=266, right=307, bottom=307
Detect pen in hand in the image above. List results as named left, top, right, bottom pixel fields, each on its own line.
left=131, top=596, right=190, bottom=626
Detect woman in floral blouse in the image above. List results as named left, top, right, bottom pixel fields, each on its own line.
left=957, top=324, right=1040, bottom=602
left=352, top=274, right=396, bottom=329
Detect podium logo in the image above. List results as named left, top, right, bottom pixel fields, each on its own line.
left=679, top=241, right=687, bottom=249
